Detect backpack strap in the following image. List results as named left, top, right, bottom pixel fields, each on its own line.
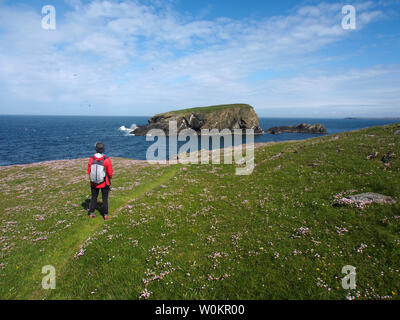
left=103, top=156, right=110, bottom=186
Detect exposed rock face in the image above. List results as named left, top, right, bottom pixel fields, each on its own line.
left=265, top=123, right=327, bottom=135
left=131, top=104, right=263, bottom=136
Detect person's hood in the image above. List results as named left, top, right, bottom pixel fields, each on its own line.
left=93, top=153, right=105, bottom=160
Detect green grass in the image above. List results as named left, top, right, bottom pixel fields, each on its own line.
left=1, top=123, right=400, bottom=300
left=163, top=103, right=253, bottom=116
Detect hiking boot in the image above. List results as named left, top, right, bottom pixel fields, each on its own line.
left=104, top=215, right=109, bottom=221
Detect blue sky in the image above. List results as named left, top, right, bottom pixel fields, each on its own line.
left=0, top=0, right=399, bottom=117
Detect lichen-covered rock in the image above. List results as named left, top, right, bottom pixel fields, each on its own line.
left=131, top=104, right=263, bottom=136
left=337, top=192, right=396, bottom=208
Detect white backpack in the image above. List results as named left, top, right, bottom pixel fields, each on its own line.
left=90, top=156, right=107, bottom=184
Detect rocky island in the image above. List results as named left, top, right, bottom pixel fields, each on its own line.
left=265, top=123, right=327, bottom=135
left=131, top=104, right=263, bottom=136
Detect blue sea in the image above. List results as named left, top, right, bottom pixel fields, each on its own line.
left=0, top=115, right=398, bottom=166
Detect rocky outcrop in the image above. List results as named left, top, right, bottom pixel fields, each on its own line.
left=337, top=192, right=396, bottom=208
left=265, top=123, right=327, bottom=135
left=131, top=104, right=263, bottom=136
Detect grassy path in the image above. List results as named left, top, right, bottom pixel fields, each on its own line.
left=4, top=163, right=179, bottom=299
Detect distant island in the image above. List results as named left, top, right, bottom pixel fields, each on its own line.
left=131, top=104, right=263, bottom=136
left=344, top=117, right=400, bottom=120
left=265, top=123, right=327, bottom=134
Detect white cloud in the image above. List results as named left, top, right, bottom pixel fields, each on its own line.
left=0, top=0, right=398, bottom=117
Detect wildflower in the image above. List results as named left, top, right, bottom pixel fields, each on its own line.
left=292, top=227, right=310, bottom=238
left=74, top=248, right=86, bottom=259
left=139, top=288, right=152, bottom=299
left=357, top=243, right=368, bottom=253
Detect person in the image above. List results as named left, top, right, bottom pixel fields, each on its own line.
left=87, top=142, right=113, bottom=220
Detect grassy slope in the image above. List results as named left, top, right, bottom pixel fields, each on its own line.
left=161, top=104, right=253, bottom=116
left=1, top=123, right=400, bottom=300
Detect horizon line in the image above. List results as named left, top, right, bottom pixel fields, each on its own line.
left=1, top=113, right=400, bottom=120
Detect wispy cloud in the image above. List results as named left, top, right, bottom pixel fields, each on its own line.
left=0, top=0, right=398, bottom=117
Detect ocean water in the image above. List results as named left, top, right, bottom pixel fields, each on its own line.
left=0, top=115, right=398, bottom=166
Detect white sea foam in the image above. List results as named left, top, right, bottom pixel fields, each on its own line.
left=119, top=123, right=137, bottom=132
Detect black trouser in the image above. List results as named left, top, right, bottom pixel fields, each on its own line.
left=89, top=186, right=110, bottom=215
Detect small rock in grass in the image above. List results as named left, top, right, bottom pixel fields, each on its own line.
left=338, top=192, right=396, bottom=208
left=307, top=162, right=319, bottom=167
left=381, top=152, right=395, bottom=164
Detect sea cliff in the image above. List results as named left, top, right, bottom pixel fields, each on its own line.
left=131, top=104, right=263, bottom=135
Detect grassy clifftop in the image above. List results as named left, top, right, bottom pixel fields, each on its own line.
left=163, top=103, right=253, bottom=116
left=1, top=123, right=399, bottom=299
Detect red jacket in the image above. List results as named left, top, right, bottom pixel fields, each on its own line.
left=88, top=154, right=113, bottom=188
